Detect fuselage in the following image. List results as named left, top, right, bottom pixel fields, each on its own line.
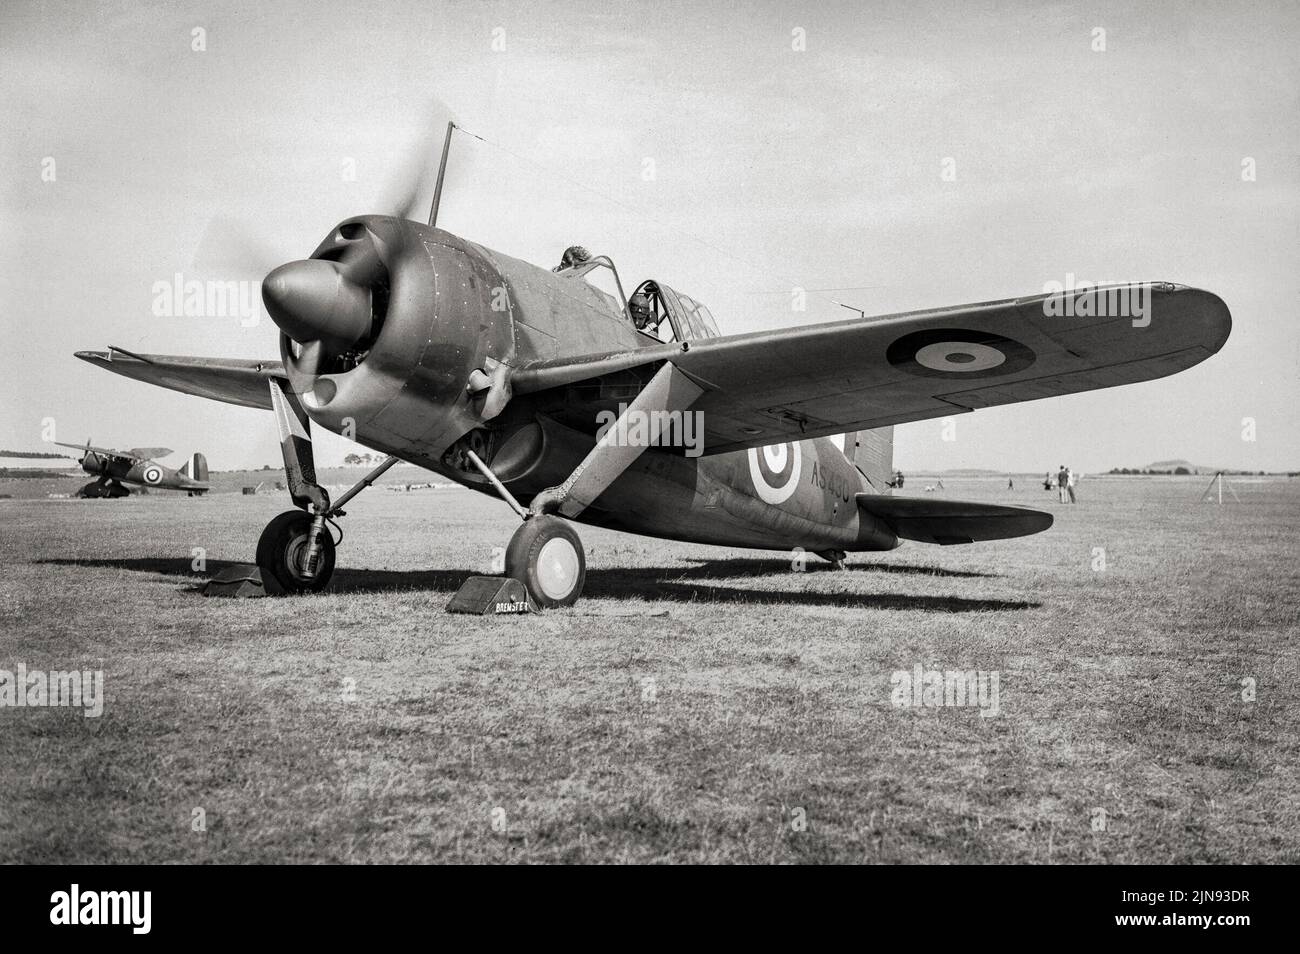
left=286, top=216, right=899, bottom=553
left=471, top=418, right=899, bottom=553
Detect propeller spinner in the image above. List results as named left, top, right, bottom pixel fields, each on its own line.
left=262, top=258, right=373, bottom=355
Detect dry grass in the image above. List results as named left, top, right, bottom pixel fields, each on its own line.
left=0, top=475, right=1296, bottom=863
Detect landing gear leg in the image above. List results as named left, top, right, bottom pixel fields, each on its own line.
left=259, top=380, right=334, bottom=594
left=258, top=381, right=404, bottom=595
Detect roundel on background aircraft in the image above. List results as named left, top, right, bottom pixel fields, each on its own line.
left=747, top=441, right=802, bottom=504
left=142, top=465, right=163, bottom=484
left=886, top=329, right=1035, bottom=379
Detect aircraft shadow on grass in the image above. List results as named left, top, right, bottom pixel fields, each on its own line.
left=36, top=557, right=1034, bottom=613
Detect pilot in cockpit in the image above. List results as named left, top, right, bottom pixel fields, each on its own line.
left=629, top=291, right=654, bottom=332
left=552, top=245, right=591, bottom=272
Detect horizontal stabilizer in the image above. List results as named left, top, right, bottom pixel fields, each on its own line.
left=856, top=494, right=1053, bottom=545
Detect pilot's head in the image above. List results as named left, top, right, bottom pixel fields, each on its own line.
left=560, top=245, right=591, bottom=269
left=629, top=292, right=652, bottom=328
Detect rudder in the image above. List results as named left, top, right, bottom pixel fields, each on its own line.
left=181, top=452, right=209, bottom=483
left=845, top=427, right=893, bottom=492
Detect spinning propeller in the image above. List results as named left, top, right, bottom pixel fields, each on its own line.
left=189, top=106, right=456, bottom=391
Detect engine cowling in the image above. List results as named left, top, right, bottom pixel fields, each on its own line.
left=262, top=216, right=516, bottom=462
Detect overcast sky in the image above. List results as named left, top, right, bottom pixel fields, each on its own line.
left=3, top=0, right=1297, bottom=473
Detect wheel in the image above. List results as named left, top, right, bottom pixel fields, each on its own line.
left=504, top=515, right=585, bottom=608
left=256, top=510, right=335, bottom=594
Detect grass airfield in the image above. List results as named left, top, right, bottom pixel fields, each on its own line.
left=0, top=475, right=1296, bottom=863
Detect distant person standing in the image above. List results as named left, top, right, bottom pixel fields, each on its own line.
left=1057, top=465, right=1069, bottom=503
left=1008, top=477, right=1014, bottom=490
left=1066, top=468, right=1078, bottom=503
left=1043, top=472, right=1053, bottom=491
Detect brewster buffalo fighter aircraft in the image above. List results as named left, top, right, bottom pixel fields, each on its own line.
left=52, top=439, right=209, bottom=498
left=75, top=130, right=1231, bottom=605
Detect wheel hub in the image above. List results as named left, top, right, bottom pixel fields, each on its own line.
left=536, top=537, right=579, bottom=601
left=284, top=532, right=314, bottom=581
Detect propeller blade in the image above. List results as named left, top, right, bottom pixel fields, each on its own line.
left=296, top=339, right=327, bottom=378
left=192, top=215, right=284, bottom=277
left=376, top=99, right=458, bottom=222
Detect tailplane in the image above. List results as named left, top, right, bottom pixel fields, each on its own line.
left=856, top=494, right=1052, bottom=545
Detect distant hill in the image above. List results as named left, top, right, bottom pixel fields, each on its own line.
left=1107, top=460, right=1289, bottom=476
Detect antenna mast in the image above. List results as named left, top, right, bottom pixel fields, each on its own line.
left=428, top=121, right=456, bottom=228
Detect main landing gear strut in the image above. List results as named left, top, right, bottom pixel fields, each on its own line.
left=462, top=449, right=587, bottom=609
left=467, top=360, right=702, bottom=609
left=256, top=381, right=399, bottom=594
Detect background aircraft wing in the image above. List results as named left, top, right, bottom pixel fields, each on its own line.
left=74, top=350, right=286, bottom=410
left=510, top=283, right=1231, bottom=454
left=124, top=447, right=173, bottom=460
left=50, top=439, right=133, bottom=460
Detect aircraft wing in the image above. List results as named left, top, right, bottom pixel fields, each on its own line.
left=510, top=283, right=1231, bottom=454
left=74, top=350, right=286, bottom=411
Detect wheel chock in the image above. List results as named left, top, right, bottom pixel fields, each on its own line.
left=446, top=576, right=537, bottom=615
left=202, top=564, right=273, bottom=598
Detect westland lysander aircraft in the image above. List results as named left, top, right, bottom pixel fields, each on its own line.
left=52, top=440, right=209, bottom=498
left=76, top=124, right=1230, bottom=605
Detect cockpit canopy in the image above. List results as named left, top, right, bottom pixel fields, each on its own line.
left=558, top=255, right=721, bottom=342
left=630, top=280, right=720, bottom=342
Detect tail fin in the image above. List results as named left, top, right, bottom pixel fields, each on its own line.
left=840, top=426, right=893, bottom=492
left=181, top=452, right=209, bottom=483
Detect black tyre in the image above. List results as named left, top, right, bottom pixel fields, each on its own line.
left=256, top=510, right=335, bottom=594
left=504, top=515, right=585, bottom=608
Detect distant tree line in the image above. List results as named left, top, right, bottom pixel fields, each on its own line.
left=1107, top=467, right=1278, bottom=476
left=0, top=450, right=68, bottom=459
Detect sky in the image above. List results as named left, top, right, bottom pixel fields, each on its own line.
left=2, top=0, right=1297, bottom=473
